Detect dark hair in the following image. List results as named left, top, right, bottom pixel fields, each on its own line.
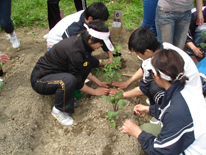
left=84, top=2, right=109, bottom=21
left=151, top=49, right=189, bottom=86
left=82, top=19, right=109, bottom=44
left=128, top=27, right=160, bottom=54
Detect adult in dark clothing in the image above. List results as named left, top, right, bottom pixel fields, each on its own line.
left=74, top=0, right=87, bottom=11
left=31, top=20, right=113, bottom=126
left=47, top=0, right=61, bottom=30
left=47, top=0, right=87, bottom=30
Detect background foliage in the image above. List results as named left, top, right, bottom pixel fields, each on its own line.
left=11, top=0, right=143, bottom=30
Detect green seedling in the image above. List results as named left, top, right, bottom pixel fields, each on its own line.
left=102, top=90, right=127, bottom=128
left=94, top=45, right=122, bottom=83
left=198, top=31, right=206, bottom=51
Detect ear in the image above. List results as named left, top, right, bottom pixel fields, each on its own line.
left=145, top=49, right=154, bottom=57
left=88, top=16, right=93, bottom=22
left=153, top=73, right=160, bottom=81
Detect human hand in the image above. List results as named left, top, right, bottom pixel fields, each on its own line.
left=197, top=12, right=204, bottom=26
left=0, top=54, right=10, bottom=63
left=133, top=104, right=149, bottom=115
left=94, top=87, right=109, bottom=96
left=109, top=88, right=124, bottom=97
left=112, top=81, right=129, bottom=89
left=98, top=81, right=110, bottom=88
left=192, top=47, right=203, bottom=58
left=122, top=120, right=142, bottom=138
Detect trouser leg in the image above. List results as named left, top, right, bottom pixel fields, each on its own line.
left=31, top=71, right=76, bottom=113
left=0, top=0, right=14, bottom=33
left=74, top=0, right=87, bottom=11
left=47, top=0, right=61, bottom=30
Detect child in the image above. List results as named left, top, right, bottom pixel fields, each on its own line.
left=122, top=49, right=206, bottom=154
left=31, top=20, right=112, bottom=126
left=46, top=2, right=113, bottom=64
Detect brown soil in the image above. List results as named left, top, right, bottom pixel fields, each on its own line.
left=0, top=27, right=151, bottom=155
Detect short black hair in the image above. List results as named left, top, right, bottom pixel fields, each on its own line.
left=128, top=27, right=160, bottom=54
left=84, top=2, right=109, bottom=21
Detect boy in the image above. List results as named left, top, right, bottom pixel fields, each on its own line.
left=110, top=27, right=203, bottom=108
left=46, top=2, right=113, bottom=64
left=31, top=20, right=112, bottom=126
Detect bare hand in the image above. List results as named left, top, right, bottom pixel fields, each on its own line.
left=109, top=88, right=124, bottom=97
left=98, top=81, right=110, bottom=88
left=112, top=81, right=129, bottom=89
left=122, top=120, right=142, bottom=138
left=197, top=12, right=204, bottom=26
left=94, top=87, right=109, bottom=96
left=0, top=54, right=10, bottom=63
left=133, top=104, right=149, bottom=115
left=192, top=47, right=203, bottom=58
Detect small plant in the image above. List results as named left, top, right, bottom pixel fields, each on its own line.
left=198, top=31, right=206, bottom=53
left=102, top=90, right=127, bottom=128
left=94, top=45, right=122, bottom=83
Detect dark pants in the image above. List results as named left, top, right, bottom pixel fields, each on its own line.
left=0, top=0, right=14, bottom=33
left=47, top=0, right=61, bottom=30
left=31, top=68, right=77, bottom=113
left=74, top=0, right=87, bottom=11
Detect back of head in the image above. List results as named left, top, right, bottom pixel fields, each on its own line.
left=128, top=27, right=160, bottom=54
left=151, top=49, right=188, bottom=86
left=84, top=2, right=109, bottom=21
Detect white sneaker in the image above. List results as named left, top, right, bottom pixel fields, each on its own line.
left=9, top=32, right=20, bottom=48
left=146, top=98, right=150, bottom=105
left=51, top=106, right=73, bottom=126
left=150, top=117, right=160, bottom=125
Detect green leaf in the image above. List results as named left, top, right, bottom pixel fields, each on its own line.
left=107, top=111, right=118, bottom=119
left=102, top=95, right=113, bottom=103
left=199, top=42, right=206, bottom=49
left=0, top=81, right=3, bottom=89
left=111, top=97, right=116, bottom=103
left=201, top=30, right=206, bottom=39
left=115, top=45, right=123, bottom=51
left=110, top=122, right=116, bottom=128
left=114, top=90, right=123, bottom=101
left=0, top=63, right=3, bottom=67
left=117, top=99, right=127, bottom=107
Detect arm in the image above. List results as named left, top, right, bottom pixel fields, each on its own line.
left=87, top=72, right=109, bottom=88
left=196, top=0, right=204, bottom=26
left=79, top=83, right=109, bottom=96
left=99, top=51, right=113, bottom=65
left=112, top=68, right=143, bottom=89
left=186, top=42, right=203, bottom=57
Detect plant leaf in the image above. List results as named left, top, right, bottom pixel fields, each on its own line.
left=107, top=111, right=118, bottom=119
left=110, top=122, right=116, bottom=128
left=117, top=99, right=127, bottom=107
left=114, top=90, right=123, bottom=101
left=102, top=95, right=112, bottom=103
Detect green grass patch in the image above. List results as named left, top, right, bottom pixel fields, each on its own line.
left=11, top=0, right=143, bottom=30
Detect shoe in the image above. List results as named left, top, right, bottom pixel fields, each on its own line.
left=150, top=117, right=160, bottom=125
left=51, top=106, right=73, bottom=126
left=74, top=100, right=79, bottom=108
left=9, top=32, right=20, bottom=48
left=146, top=98, right=150, bottom=105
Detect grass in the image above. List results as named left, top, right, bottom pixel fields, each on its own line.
left=11, top=0, right=143, bottom=31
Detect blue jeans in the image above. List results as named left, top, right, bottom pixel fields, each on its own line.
left=140, top=0, right=158, bottom=37
left=0, top=0, right=14, bottom=33
left=155, top=5, right=191, bottom=50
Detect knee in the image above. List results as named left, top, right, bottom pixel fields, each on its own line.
left=63, top=74, right=77, bottom=89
